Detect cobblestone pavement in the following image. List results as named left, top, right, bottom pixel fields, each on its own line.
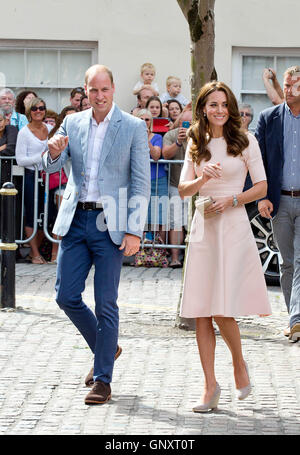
left=0, top=263, right=299, bottom=436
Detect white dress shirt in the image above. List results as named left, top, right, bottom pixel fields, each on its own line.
left=80, top=103, right=115, bottom=203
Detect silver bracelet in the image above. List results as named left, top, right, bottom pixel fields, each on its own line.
left=232, top=195, right=238, bottom=207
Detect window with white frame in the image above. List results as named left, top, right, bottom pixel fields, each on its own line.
left=232, top=48, right=300, bottom=131
left=0, top=40, right=97, bottom=113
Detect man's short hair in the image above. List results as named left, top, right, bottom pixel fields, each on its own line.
left=84, top=65, right=114, bottom=86
left=0, top=88, right=15, bottom=99
left=138, top=85, right=157, bottom=96
left=284, top=66, right=300, bottom=78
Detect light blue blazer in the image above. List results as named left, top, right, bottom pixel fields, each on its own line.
left=42, top=105, right=151, bottom=245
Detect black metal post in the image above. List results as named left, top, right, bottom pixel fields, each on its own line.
left=0, top=182, right=18, bottom=309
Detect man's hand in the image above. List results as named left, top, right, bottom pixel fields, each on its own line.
left=177, top=127, right=188, bottom=145
left=182, top=101, right=192, bottom=112
left=268, top=68, right=277, bottom=80
left=119, top=234, right=140, bottom=256
left=263, top=68, right=274, bottom=81
left=258, top=199, right=273, bottom=219
left=48, top=135, right=69, bottom=160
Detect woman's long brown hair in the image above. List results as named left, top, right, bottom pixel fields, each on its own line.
left=188, top=81, right=249, bottom=165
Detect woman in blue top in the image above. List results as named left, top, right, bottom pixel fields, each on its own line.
left=135, top=109, right=168, bottom=242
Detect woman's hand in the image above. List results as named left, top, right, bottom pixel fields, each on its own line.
left=202, top=162, right=222, bottom=184
left=204, top=195, right=232, bottom=216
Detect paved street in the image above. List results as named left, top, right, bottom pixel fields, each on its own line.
left=0, top=262, right=299, bottom=436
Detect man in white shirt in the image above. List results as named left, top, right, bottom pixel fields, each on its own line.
left=45, top=65, right=150, bottom=405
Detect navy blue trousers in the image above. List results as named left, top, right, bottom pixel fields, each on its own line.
left=55, top=208, right=124, bottom=384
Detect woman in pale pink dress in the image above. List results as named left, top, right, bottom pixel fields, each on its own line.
left=178, top=81, right=271, bottom=412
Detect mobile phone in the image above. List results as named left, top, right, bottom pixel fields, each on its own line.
left=182, top=121, right=190, bottom=128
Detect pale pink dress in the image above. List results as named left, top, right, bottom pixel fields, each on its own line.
left=180, top=133, right=271, bottom=318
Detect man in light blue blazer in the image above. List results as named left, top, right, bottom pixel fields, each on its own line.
left=43, top=64, right=150, bottom=405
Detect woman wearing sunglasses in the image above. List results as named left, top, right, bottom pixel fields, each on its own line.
left=16, top=97, right=53, bottom=264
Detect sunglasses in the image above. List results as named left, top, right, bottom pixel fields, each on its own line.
left=240, top=112, right=251, bottom=117
left=31, top=105, right=46, bottom=112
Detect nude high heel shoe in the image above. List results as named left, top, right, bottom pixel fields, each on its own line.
left=237, top=361, right=251, bottom=401
left=193, top=382, right=221, bottom=413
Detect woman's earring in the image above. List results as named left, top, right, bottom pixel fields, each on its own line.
left=203, top=112, right=207, bottom=118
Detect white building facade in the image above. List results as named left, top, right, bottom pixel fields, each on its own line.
left=0, top=0, right=299, bottom=126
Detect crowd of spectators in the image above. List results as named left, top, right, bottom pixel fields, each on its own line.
left=131, top=63, right=193, bottom=267
left=0, top=86, right=88, bottom=264
left=0, top=61, right=283, bottom=267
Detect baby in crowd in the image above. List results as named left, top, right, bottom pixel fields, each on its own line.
left=160, top=76, right=189, bottom=107
left=133, top=62, right=159, bottom=96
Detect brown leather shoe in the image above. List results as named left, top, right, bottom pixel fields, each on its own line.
left=85, top=380, right=111, bottom=405
left=289, top=323, right=300, bottom=342
left=85, top=345, right=122, bottom=387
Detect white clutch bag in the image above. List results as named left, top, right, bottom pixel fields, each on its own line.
left=195, top=196, right=216, bottom=218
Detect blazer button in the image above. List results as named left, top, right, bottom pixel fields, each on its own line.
left=81, top=172, right=84, bottom=176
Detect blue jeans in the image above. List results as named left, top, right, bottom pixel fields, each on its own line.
left=55, top=208, right=124, bottom=384
left=272, top=195, right=300, bottom=328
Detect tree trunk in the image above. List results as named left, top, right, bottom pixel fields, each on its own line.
left=176, top=0, right=216, bottom=331
left=177, top=0, right=216, bottom=102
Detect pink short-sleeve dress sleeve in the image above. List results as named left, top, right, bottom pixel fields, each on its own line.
left=242, top=133, right=267, bottom=184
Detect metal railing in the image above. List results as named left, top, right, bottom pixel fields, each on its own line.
left=42, top=171, right=63, bottom=245
left=141, top=158, right=188, bottom=249
left=0, top=156, right=187, bottom=251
